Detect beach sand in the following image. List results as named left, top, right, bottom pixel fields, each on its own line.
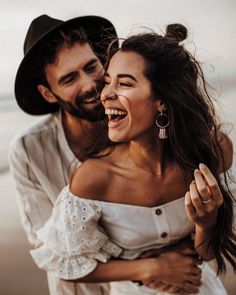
left=0, top=100, right=235, bottom=294
left=0, top=171, right=49, bottom=295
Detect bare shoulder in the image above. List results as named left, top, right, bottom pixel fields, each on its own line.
left=217, top=130, right=233, bottom=173
left=70, top=157, right=112, bottom=200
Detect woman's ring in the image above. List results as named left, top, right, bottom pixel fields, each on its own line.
left=201, top=198, right=213, bottom=204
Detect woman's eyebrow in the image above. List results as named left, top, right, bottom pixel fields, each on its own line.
left=117, top=74, right=137, bottom=82
left=104, top=72, right=137, bottom=82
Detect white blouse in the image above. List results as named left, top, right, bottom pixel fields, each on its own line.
left=30, top=183, right=233, bottom=294
left=31, top=186, right=194, bottom=279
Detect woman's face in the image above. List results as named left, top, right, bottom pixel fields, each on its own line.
left=101, top=50, right=159, bottom=143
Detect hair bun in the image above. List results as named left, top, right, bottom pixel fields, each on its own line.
left=165, top=23, right=187, bottom=42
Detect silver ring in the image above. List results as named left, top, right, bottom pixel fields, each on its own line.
left=201, top=198, right=213, bottom=204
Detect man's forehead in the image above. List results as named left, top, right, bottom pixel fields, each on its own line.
left=57, top=42, right=97, bottom=63
left=45, top=42, right=100, bottom=79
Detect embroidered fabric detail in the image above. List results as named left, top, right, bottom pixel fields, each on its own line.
left=30, top=187, right=122, bottom=279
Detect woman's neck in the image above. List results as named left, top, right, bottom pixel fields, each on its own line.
left=127, top=136, right=168, bottom=176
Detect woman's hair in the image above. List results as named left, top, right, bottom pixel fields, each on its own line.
left=114, top=24, right=236, bottom=273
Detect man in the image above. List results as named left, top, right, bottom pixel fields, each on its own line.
left=9, top=14, right=118, bottom=295
left=9, top=14, right=202, bottom=295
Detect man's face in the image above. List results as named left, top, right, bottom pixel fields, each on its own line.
left=45, top=42, right=105, bottom=121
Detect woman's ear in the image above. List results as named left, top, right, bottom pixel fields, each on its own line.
left=37, top=84, right=57, bottom=103
left=156, top=100, right=167, bottom=113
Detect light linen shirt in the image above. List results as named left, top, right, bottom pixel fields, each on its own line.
left=9, top=111, right=109, bottom=295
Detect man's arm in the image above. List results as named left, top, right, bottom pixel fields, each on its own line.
left=8, top=136, right=53, bottom=247
left=68, top=252, right=201, bottom=289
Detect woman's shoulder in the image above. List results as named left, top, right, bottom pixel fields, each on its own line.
left=216, top=130, right=233, bottom=173
left=70, top=143, right=129, bottom=200
left=70, top=156, right=113, bottom=200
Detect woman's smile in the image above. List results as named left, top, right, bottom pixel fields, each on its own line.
left=105, top=108, right=128, bottom=128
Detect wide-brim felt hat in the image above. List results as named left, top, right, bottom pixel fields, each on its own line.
left=15, top=14, right=118, bottom=115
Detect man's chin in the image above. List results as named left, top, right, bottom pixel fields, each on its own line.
left=80, top=100, right=102, bottom=110
left=67, top=108, right=106, bottom=122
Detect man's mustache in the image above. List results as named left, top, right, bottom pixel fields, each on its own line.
left=75, top=79, right=105, bottom=104
left=75, top=89, right=100, bottom=105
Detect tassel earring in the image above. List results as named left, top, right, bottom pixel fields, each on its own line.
left=155, top=111, right=170, bottom=139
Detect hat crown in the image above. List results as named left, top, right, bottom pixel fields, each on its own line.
left=23, top=14, right=63, bottom=55
left=16, top=14, right=118, bottom=115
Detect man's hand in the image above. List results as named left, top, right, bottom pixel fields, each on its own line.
left=139, top=236, right=202, bottom=294
left=144, top=281, right=200, bottom=294
left=140, top=235, right=196, bottom=258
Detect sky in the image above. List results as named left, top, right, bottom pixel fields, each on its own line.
left=0, top=0, right=236, bottom=98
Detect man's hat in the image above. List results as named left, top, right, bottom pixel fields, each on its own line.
left=15, top=14, right=118, bottom=115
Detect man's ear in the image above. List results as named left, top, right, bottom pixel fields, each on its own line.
left=37, top=84, right=57, bottom=103
left=156, top=99, right=167, bottom=113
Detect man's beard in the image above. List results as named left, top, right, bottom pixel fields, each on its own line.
left=52, top=90, right=106, bottom=122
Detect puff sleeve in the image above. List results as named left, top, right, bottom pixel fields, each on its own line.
left=30, top=186, right=122, bottom=279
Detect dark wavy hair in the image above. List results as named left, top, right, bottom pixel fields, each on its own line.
left=115, top=24, right=235, bottom=274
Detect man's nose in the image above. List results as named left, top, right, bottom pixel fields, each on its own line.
left=79, top=73, right=96, bottom=93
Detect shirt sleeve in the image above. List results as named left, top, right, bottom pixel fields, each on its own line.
left=30, top=187, right=122, bottom=280
left=8, top=135, right=53, bottom=247
left=227, top=163, right=236, bottom=233
left=219, top=162, right=236, bottom=233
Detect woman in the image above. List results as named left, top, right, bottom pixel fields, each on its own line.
left=31, top=24, right=236, bottom=294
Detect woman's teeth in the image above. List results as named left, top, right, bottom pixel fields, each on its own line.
left=105, top=109, right=127, bottom=116
left=105, top=108, right=127, bottom=122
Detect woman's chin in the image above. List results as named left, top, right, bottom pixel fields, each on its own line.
left=108, top=133, right=126, bottom=143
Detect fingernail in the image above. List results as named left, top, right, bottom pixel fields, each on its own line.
left=199, top=163, right=205, bottom=169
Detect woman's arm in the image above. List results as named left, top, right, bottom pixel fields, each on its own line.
left=185, top=163, right=224, bottom=260
left=185, top=131, right=233, bottom=261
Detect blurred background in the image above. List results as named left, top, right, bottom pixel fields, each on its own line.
left=0, top=0, right=235, bottom=294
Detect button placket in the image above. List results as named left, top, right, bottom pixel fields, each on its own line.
left=152, top=206, right=170, bottom=243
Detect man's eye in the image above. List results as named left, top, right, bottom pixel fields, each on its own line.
left=86, top=65, right=97, bottom=73
left=63, top=75, right=76, bottom=84
left=104, top=80, right=110, bottom=85
left=65, top=77, right=74, bottom=83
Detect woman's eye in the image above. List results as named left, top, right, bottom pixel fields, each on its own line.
left=119, top=82, right=131, bottom=87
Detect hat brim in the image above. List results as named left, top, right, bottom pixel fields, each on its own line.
left=15, top=16, right=118, bottom=115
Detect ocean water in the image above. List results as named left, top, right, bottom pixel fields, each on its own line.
left=0, top=89, right=235, bottom=174
left=0, top=95, right=39, bottom=173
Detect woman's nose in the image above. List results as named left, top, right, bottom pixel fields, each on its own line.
left=101, top=87, right=117, bottom=102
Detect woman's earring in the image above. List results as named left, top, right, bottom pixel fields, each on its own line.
left=155, top=111, right=170, bottom=139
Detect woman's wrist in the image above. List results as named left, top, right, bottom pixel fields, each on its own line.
left=195, top=215, right=217, bottom=233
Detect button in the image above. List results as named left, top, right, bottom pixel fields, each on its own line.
left=161, top=232, right=168, bottom=238
left=155, top=209, right=162, bottom=215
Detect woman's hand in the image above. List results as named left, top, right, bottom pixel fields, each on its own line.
left=185, top=163, right=223, bottom=231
